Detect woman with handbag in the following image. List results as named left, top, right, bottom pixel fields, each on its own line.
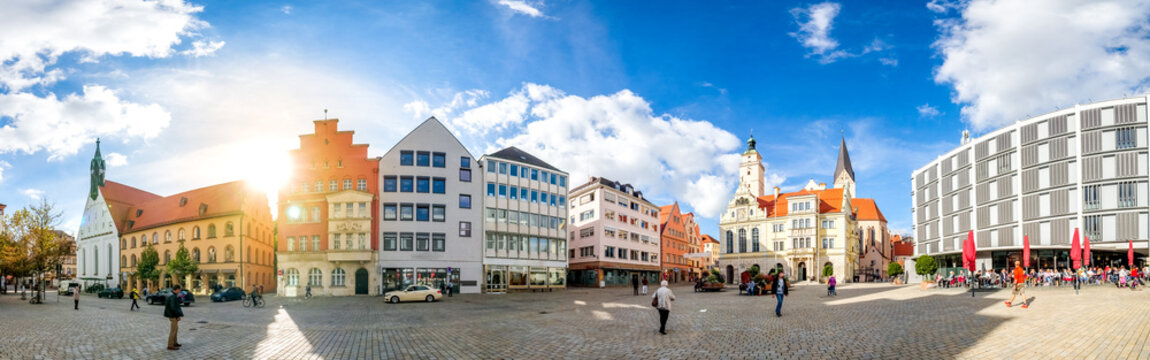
left=651, top=280, right=676, bottom=335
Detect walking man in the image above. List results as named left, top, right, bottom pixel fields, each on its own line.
left=652, top=280, right=675, bottom=335
left=1006, top=261, right=1028, bottom=308
left=130, top=288, right=140, bottom=311
left=164, top=284, right=184, bottom=350
left=642, top=277, right=649, bottom=295
left=72, top=286, right=79, bottom=310
left=771, top=270, right=789, bottom=317
left=631, top=275, right=639, bottom=296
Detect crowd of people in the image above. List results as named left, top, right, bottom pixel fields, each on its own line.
left=934, top=265, right=1147, bottom=289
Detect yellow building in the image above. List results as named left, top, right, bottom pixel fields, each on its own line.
left=118, top=181, right=276, bottom=295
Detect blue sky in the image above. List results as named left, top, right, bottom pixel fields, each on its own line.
left=4, top=0, right=1150, bottom=239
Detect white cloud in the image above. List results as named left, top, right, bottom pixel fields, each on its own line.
left=0, top=160, right=9, bottom=182
left=417, top=83, right=764, bottom=218
left=105, top=152, right=128, bottom=167
left=22, top=188, right=42, bottom=200
left=917, top=104, right=941, bottom=118
left=281, top=5, right=293, bottom=15
left=497, top=0, right=547, bottom=18
left=698, top=82, right=728, bottom=95
left=0, top=0, right=207, bottom=91
left=182, top=40, right=226, bottom=57
left=879, top=57, right=899, bottom=67
left=0, top=85, right=170, bottom=160
left=790, top=2, right=845, bottom=63
left=933, top=0, right=1150, bottom=131
left=926, top=0, right=965, bottom=14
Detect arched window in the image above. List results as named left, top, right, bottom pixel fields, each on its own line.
left=208, top=224, right=217, bottom=238
left=751, top=228, right=760, bottom=252
left=131, top=254, right=137, bottom=267
left=193, top=248, right=201, bottom=263
left=308, top=268, right=322, bottom=287
left=121, top=255, right=126, bottom=267
left=81, top=248, right=86, bottom=275
left=208, top=247, right=217, bottom=263
left=152, top=233, right=158, bottom=244
left=225, top=245, right=234, bottom=262
left=725, top=230, right=734, bottom=254
left=192, top=226, right=200, bottom=239
left=225, top=222, right=234, bottom=237
left=738, top=229, right=747, bottom=253
left=164, top=250, right=171, bottom=264
left=247, top=246, right=252, bottom=263
left=131, top=236, right=136, bottom=248
left=178, top=228, right=186, bottom=241
left=331, top=268, right=346, bottom=287
left=164, top=230, right=172, bottom=243
left=121, top=238, right=127, bottom=249
left=286, top=268, right=299, bottom=286
left=107, top=244, right=112, bottom=274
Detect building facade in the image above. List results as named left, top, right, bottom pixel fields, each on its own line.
left=717, top=135, right=884, bottom=283
left=51, top=230, right=76, bottom=284
left=567, top=177, right=662, bottom=287
left=479, top=147, right=569, bottom=293
left=701, top=234, right=720, bottom=269
left=119, top=181, right=276, bottom=295
left=378, top=117, right=483, bottom=294
left=659, top=203, right=690, bottom=283
left=910, top=96, right=1150, bottom=281
left=277, top=119, right=380, bottom=297
left=855, top=198, right=891, bottom=281
left=682, top=212, right=705, bottom=280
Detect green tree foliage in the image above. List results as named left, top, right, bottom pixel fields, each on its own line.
left=166, top=243, right=198, bottom=283
left=748, top=264, right=760, bottom=278
left=0, top=200, right=69, bottom=301
left=915, top=254, right=938, bottom=276
left=888, top=262, right=904, bottom=277
left=822, top=263, right=834, bottom=277
left=137, top=244, right=161, bottom=284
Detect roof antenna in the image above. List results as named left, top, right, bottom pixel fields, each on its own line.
left=324, top=109, right=328, bottom=120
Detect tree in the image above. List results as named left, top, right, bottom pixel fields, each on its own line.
left=888, top=262, right=904, bottom=277
left=166, top=243, right=198, bottom=286
left=0, top=201, right=67, bottom=301
left=915, top=254, right=937, bottom=277
left=137, top=244, right=160, bottom=287
left=822, top=263, right=834, bottom=277
left=748, top=264, right=760, bottom=278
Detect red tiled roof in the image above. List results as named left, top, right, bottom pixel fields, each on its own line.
left=100, top=180, right=162, bottom=233
left=658, top=203, right=678, bottom=225
left=853, top=198, right=886, bottom=222
left=893, top=241, right=914, bottom=257
left=701, top=234, right=719, bottom=244
left=126, top=180, right=261, bottom=232
left=755, top=188, right=845, bottom=217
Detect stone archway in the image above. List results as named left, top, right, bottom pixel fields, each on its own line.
left=797, top=262, right=807, bottom=282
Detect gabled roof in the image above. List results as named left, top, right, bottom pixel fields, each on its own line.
left=125, top=181, right=258, bottom=233
left=100, top=181, right=163, bottom=233
left=701, top=234, right=719, bottom=244
left=754, top=187, right=845, bottom=217
left=834, top=136, right=855, bottom=181
left=486, top=146, right=563, bottom=173
left=853, top=198, right=886, bottom=222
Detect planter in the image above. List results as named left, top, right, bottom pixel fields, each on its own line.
left=920, top=280, right=935, bottom=289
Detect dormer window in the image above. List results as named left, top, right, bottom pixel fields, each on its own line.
left=199, top=204, right=208, bottom=216
left=179, top=197, right=188, bottom=207
left=136, top=209, right=143, bottom=217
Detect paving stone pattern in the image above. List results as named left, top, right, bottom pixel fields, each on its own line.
left=0, top=283, right=1147, bottom=359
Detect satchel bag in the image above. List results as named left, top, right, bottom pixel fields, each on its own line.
left=651, top=296, right=659, bottom=308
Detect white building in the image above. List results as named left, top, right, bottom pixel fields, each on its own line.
left=479, top=147, right=569, bottom=293
left=378, top=117, right=484, bottom=294
left=911, top=96, right=1150, bottom=280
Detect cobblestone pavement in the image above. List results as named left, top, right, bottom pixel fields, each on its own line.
left=0, top=282, right=1147, bottom=359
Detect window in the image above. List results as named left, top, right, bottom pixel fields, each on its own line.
left=499, top=162, right=507, bottom=174
left=461, top=156, right=471, bottom=168
left=531, top=190, right=538, bottom=203
left=1119, top=181, right=1137, bottom=208
left=416, top=204, right=430, bottom=221
left=417, top=177, right=430, bottom=193
left=192, top=227, right=200, bottom=239
left=459, top=194, right=472, bottom=209
left=432, top=177, right=446, bottom=194
left=287, top=237, right=295, bottom=251
left=225, top=245, right=235, bottom=262
left=499, top=184, right=507, bottom=197
left=400, top=233, right=414, bottom=251
left=822, top=238, right=835, bottom=249
left=308, top=269, right=322, bottom=287
left=487, top=183, right=496, bottom=196
left=332, top=268, right=346, bottom=287
left=416, top=233, right=430, bottom=251
left=531, top=169, right=538, bottom=180
left=164, top=230, right=172, bottom=243
left=1084, top=185, right=1100, bottom=210
left=208, top=247, right=217, bottom=262
left=510, top=186, right=519, bottom=200
left=550, top=173, right=557, bottom=185
left=822, top=220, right=835, bottom=229
left=619, top=248, right=627, bottom=259
left=208, top=224, right=216, bottom=238
left=343, top=179, right=352, bottom=190
left=738, top=229, right=746, bottom=253
left=310, top=207, right=320, bottom=222
left=521, top=188, right=528, bottom=199
left=487, top=160, right=496, bottom=173
left=400, top=177, right=414, bottom=192
left=580, top=227, right=595, bottom=238
left=751, top=228, right=760, bottom=252
left=1117, top=127, right=1137, bottom=149
left=550, top=195, right=557, bottom=207
left=301, top=182, right=309, bottom=193
left=460, top=168, right=472, bottom=182
left=357, top=178, right=367, bottom=191
left=433, top=233, right=446, bottom=252
left=358, top=202, right=367, bottom=218
left=559, top=196, right=566, bottom=206
left=432, top=152, right=446, bottom=168
left=416, top=151, right=430, bottom=166
left=400, top=204, right=414, bottom=221
left=383, top=233, right=397, bottom=251
left=579, top=210, right=595, bottom=221
left=329, top=180, right=337, bottom=192
left=432, top=205, right=446, bottom=222
left=725, top=230, right=733, bottom=253
left=286, top=269, right=299, bottom=286
left=383, top=176, right=397, bottom=192
left=383, top=203, right=397, bottom=220
left=358, top=233, right=367, bottom=250
left=333, top=234, right=341, bottom=250
left=510, top=164, right=519, bottom=176
left=541, top=192, right=548, bottom=204
left=298, top=237, right=306, bottom=251
left=605, top=246, right=615, bottom=258
left=459, top=221, right=472, bottom=237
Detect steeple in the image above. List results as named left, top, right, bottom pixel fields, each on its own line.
left=735, top=131, right=765, bottom=199
left=89, top=138, right=106, bottom=200
left=833, top=135, right=856, bottom=196
left=746, top=132, right=756, bottom=152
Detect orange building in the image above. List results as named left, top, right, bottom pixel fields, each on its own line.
left=119, top=181, right=276, bottom=295
left=682, top=212, right=705, bottom=280
left=277, top=119, right=380, bottom=297
left=659, top=202, right=691, bottom=283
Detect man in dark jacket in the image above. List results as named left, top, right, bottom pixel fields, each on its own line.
left=163, top=284, right=184, bottom=350
left=771, top=271, right=789, bottom=317
left=632, top=275, right=639, bottom=296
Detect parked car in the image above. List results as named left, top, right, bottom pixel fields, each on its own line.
left=146, top=288, right=195, bottom=306
left=384, top=285, right=442, bottom=303
left=59, top=282, right=81, bottom=296
left=97, top=287, right=124, bottom=299
left=210, top=287, right=246, bottom=302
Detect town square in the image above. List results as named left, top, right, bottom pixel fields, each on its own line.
left=3, top=0, right=1150, bottom=359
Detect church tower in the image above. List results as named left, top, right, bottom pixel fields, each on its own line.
left=833, top=136, right=856, bottom=197
left=736, top=134, right=765, bottom=198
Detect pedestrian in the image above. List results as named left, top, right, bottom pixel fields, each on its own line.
left=827, top=275, right=837, bottom=296
left=632, top=275, right=639, bottom=296
left=143, top=286, right=148, bottom=298
left=1130, top=267, right=1139, bottom=291
left=1006, top=261, right=1028, bottom=308
left=652, top=280, right=675, bottom=335
left=446, top=280, right=453, bottom=297
left=771, top=270, right=789, bottom=317
left=130, top=288, right=141, bottom=311
left=72, top=285, right=80, bottom=310
left=641, top=277, right=649, bottom=295
left=164, top=284, right=184, bottom=350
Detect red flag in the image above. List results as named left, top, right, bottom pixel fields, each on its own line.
left=1129, top=240, right=1135, bottom=267
left=1023, top=235, right=1031, bottom=269
left=1071, top=228, right=1081, bottom=270
left=963, top=230, right=977, bottom=272
left=1084, top=235, right=1091, bottom=267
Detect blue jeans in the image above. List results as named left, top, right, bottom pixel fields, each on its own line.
left=775, top=293, right=784, bottom=315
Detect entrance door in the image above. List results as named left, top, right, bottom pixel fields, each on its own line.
left=798, top=262, right=807, bottom=282
left=726, top=265, right=735, bottom=284
left=355, top=268, right=368, bottom=295
left=487, top=267, right=506, bottom=293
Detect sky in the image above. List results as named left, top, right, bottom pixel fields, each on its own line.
left=4, top=0, right=1150, bottom=240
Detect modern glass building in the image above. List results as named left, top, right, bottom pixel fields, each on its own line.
left=910, top=96, right=1150, bottom=279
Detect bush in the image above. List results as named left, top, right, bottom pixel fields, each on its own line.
left=822, top=264, right=834, bottom=277
left=748, top=265, right=760, bottom=278
left=915, top=255, right=938, bottom=276
left=888, top=262, right=904, bottom=277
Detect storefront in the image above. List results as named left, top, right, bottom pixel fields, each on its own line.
left=568, top=268, right=659, bottom=287
left=382, top=267, right=461, bottom=295
left=484, top=265, right=565, bottom=292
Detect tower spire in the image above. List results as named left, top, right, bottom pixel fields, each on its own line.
left=833, top=135, right=855, bottom=196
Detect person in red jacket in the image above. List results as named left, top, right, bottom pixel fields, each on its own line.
left=1006, top=261, right=1028, bottom=308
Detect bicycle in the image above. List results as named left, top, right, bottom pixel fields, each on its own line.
left=28, top=294, right=42, bottom=304
left=242, top=296, right=265, bottom=308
